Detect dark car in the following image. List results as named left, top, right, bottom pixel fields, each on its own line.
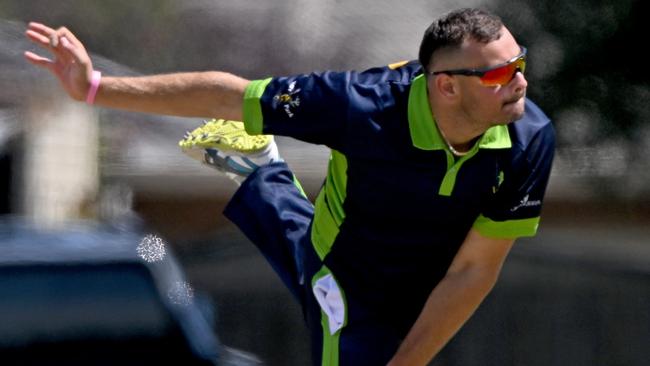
left=0, top=217, right=262, bottom=365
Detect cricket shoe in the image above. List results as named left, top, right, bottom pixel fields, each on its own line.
left=179, top=119, right=281, bottom=183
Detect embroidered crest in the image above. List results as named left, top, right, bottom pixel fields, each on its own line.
left=274, top=80, right=301, bottom=118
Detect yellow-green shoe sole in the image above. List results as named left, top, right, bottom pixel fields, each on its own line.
left=179, top=119, right=271, bottom=153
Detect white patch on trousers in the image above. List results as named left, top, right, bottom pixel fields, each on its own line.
left=312, top=274, right=345, bottom=335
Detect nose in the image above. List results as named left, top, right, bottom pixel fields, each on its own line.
left=510, top=70, right=528, bottom=93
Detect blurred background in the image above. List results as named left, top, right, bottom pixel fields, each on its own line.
left=0, top=0, right=648, bottom=365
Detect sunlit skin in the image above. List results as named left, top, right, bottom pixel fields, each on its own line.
left=427, top=26, right=527, bottom=153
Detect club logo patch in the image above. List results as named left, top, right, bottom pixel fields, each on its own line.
left=274, top=81, right=301, bottom=118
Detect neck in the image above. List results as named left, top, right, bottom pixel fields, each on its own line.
left=427, top=85, right=489, bottom=156
left=434, top=113, right=485, bottom=156
left=436, top=123, right=473, bottom=156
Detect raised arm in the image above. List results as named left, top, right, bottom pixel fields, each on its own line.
left=24, top=22, right=248, bottom=120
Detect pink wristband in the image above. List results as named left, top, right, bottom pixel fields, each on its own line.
left=85, top=70, right=102, bottom=105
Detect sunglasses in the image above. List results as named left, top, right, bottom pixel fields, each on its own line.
left=429, top=46, right=527, bottom=86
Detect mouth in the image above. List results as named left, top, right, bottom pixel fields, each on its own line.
left=503, top=94, right=525, bottom=108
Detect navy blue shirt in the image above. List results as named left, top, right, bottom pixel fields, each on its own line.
left=243, top=61, right=555, bottom=332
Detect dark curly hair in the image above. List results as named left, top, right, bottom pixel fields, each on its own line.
left=418, top=8, right=504, bottom=71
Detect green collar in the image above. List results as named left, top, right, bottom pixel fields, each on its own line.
left=407, top=74, right=512, bottom=151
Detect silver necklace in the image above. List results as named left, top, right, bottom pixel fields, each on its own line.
left=437, top=124, right=470, bottom=157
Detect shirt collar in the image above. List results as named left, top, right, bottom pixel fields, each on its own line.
left=407, top=74, right=512, bottom=151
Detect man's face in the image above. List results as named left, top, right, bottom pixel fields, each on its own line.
left=435, top=27, right=528, bottom=130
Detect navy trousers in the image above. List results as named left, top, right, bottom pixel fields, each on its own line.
left=223, top=162, right=401, bottom=366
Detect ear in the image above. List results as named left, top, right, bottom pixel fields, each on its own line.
left=434, top=74, right=459, bottom=98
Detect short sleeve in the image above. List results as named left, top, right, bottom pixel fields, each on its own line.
left=242, top=71, right=358, bottom=150
left=242, top=62, right=421, bottom=151
left=473, top=122, right=556, bottom=239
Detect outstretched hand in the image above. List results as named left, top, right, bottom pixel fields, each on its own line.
left=24, top=22, right=94, bottom=101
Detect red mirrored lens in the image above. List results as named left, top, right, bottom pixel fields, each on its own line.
left=479, top=58, right=526, bottom=86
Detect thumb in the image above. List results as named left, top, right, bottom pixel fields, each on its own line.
left=24, top=51, right=56, bottom=72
